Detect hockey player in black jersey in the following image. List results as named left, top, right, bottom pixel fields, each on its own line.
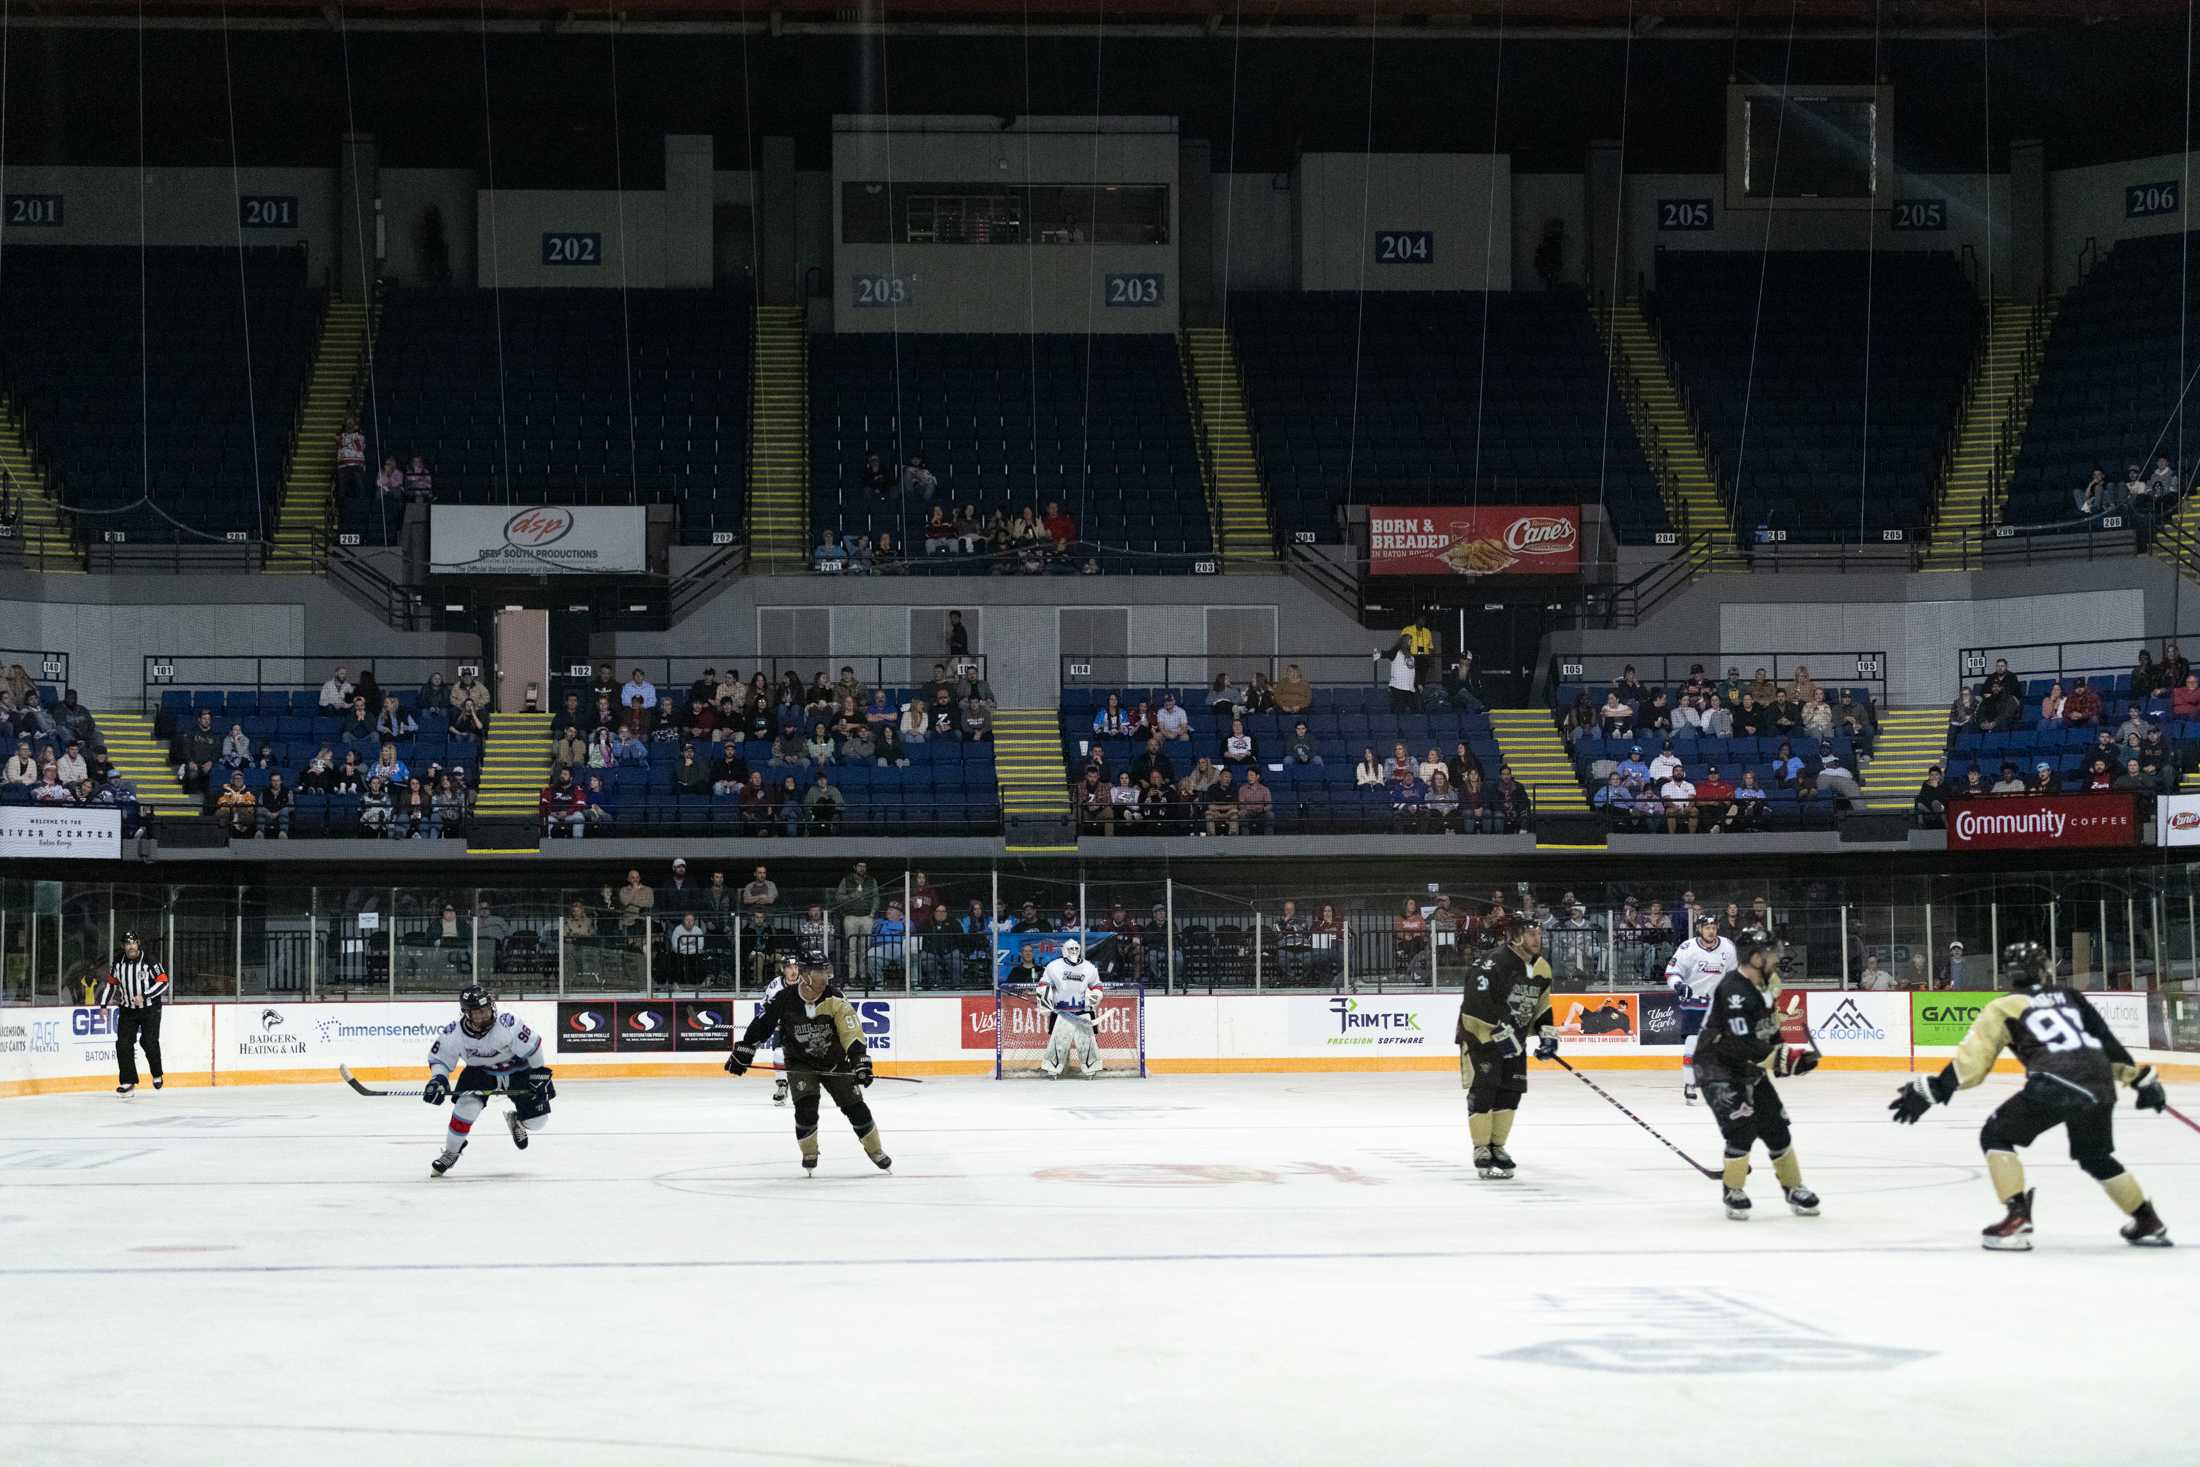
left=1694, top=935, right=1821, bottom=1220
left=1454, top=918, right=1556, bottom=1180
left=727, top=963, right=891, bottom=1174
left=1890, top=941, right=2170, bottom=1250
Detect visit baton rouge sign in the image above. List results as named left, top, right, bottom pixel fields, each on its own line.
left=428, top=506, right=647, bottom=575
left=1368, top=506, right=1581, bottom=578
left=1946, top=794, right=2137, bottom=851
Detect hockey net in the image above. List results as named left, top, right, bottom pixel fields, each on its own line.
left=993, top=983, right=1147, bottom=1078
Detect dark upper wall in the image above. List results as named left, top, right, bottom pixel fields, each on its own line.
left=2, top=23, right=2189, bottom=182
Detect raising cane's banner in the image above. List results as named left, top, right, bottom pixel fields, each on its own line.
left=1368, top=505, right=1581, bottom=578
left=1947, top=794, right=2138, bottom=851
left=2158, top=793, right=2200, bottom=847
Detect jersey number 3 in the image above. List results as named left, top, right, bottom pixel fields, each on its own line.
left=2024, top=1007, right=2101, bottom=1053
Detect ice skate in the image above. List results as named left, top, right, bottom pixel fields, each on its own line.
left=772, top=1078, right=789, bottom=1107
left=2121, top=1202, right=2172, bottom=1247
left=151, top=1077, right=164, bottom=1090
left=1474, top=1145, right=1500, bottom=1180
left=1722, top=1187, right=1752, bottom=1220
left=1485, top=1144, right=1517, bottom=1179
left=114, top=1082, right=135, bottom=1095
left=1682, top=1081, right=1697, bottom=1104
left=505, top=1106, right=529, bottom=1150
left=1981, top=1190, right=2034, bottom=1251
left=801, top=1154, right=819, bottom=1175
left=1784, top=1186, right=1821, bottom=1217
left=870, top=1150, right=893, bottom=1172
left=430, top=1145, right=464, bottom=1177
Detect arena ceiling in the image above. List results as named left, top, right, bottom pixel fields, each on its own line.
left=14, top=0, right=2183, bottom=32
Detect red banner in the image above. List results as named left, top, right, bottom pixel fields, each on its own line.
left=962, top=992, right=1141, bottom=1050
left=1947, top=794, right=2138, bottom=851
left=1368, top=505, right=1581, bottom=578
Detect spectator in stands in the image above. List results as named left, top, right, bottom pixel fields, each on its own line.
left=1818, top=752, right=1864, bottom=808
left=2063, top=679, right=2104, bottom=726
left=1042, top=501, right=1076, bottom=544
left=874, top=721, right=910, bottom=768
left=1183, top=755, right=1222, bottom=801
left=1384, top=641, right=1418, bottom=714
left=585, top=727, right=616, bottom=770
left=1393, top=899, right=1430, bottom=971
left=319, top=665, right=355, bottom=711
left=767, top=724, right=807, bottom=769
left=1283, top=721, right=1322, bottom=768
left=1641, top=688, right=1677, bottom=735
left=1092, top=693, right=1131, bottom=737
left=709, top=743, right=751, bottom=795
left=0, top=480, right=15, bottom=532
left=804, top=722, right=836, bottom=768
left=960, top=690, right=993, bottom=743
left=2115, top=758, right=2152, bottom=793
left=805, top=773, right=846, bottom=834
left=394, top=776, right=433, bottom=838
left=838, top=715, right=875, bottom=763
left=2029, top=761, right=2062, bottom=795
left=1595, top=771, right=1635, bottom=830
left=2081, top=756, right=2114, bottom=792
left=214, top=771, right=256, bottom=838
left=1208, top=673, right=1244, bottom=721
left=770, top=775, right=804, bottom=836
left=416, top=672, right=451, bottom=715
left=357, top=776, right=392, bottom=836
left=1138, top=770, right=1174, bottom=830
left=1770, top=741, right=1804, bottom=788
left=813, top=530, right=848, bottom=573
left=1422, top=769, right=1460, bottom=833
left=454, top=668, right=492, bottom=712
left=173, top=710, right=220, bottom=794
left=1991, top=762, right=2026, bottom=795
left=1385, top=742, right=1415, bottom=784
left=1078, top=769, right=1113, bottom=834
left=332, top=413, right=369, bottom=499
left=1202, top=768, right=1239, bottom=836
left=1659, top=768, right=1698, bottom=833
left=1961, top=767, right=1988, bottom=799
left=433, top=775, right=466, bottom=838
left=552, top=724, right=587, bottom=772
left=672, top=744, right=710, bottom=796
left=1222, top=719, right=1256, bottom=767
left=539, top=767, right=588, bottom=839
left=54, top=740, right=87, bottom=787
left=1109, top=771, right=1142, bottom=827
left=1615, top=745, right=1651, bottom=786
left=1354, top=747, right=1384, bottom=788
left=248, top=772, right=291, bottom=839
left=331, top=750, right=364, bottom=795
left=374, top=456, right=403, bottom=506
left=1274, top=664, right=1314, bottom=715
left=369, top=744, right=412, bottom=790
left=923, top=687, right=959, bottom=739
left=402, top=455, right=434, bottom=503
left=1490, top=765, right=1531, bottom=833
left=2075, top=468, right=2109, bottom=518
left=2038, top=681, right=2066, bottom=726
left=1696, top=764, right=1734, bottom=828
left=898, top=699, right=929, bottom=747
left=340, top=695, right=374, bottom=750
left=1154, top=693, right=1191, bottom=742
left=2149, top=455, right=2181, bottom=507
left=1800, top=688, right=1835, bottom=740
left=1440, top=655, right=1485, bottom=714
left=2131, top=649, right=2163, bottom=701
left=376, top=696, right=417, bottom=743
left=617, top=668, right=656, bottom=715
left=1236, top=767, right=1275, bottom=833
left=1562, top=693, right=1599, bottom=746
left=1733, top=692, right=1767, bottom=738
left=1648, top=741, right=1683, bottom=784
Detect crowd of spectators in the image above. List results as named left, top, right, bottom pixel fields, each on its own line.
left=539, top=656, right=997, bottom=839
left=2071, top=456, right=2181, bottom=548
left=818, top=468, right=1100, bottom=576
left=0, top=671, right=118, bottom=812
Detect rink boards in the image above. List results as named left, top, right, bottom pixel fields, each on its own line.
left=1, top=989, right=2187, bottom=1096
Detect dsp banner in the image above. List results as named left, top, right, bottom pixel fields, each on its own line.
left=1947, top=794, right=2138, bottom=851
left=1368, top=505, right=1581, bottom=579
left=2159, top=793, right=2200, bottom=847
left=429, top=505, right=646, bottom=575
left=0, top=805, right=121, bottom=860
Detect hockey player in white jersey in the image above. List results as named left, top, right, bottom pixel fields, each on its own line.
left=1033, top=940, right=1104, bottom=1078
left=759, top=956, right=795, bottom=1106
left=423, top=986, right=554, bottom=1175
left=1665, top=915, right=1735, bottom=1104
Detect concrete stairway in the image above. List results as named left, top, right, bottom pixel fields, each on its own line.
left=1922, top=300, right=2051, bottom=570
left=470, top=713, right=556, bottom=817
left=1182, top=328, right=1277, bottom=566
left=1603, top=300, right=1745, bottom=571
left=89, top=709, right=200, bottom=817
left=1486, top=709, right=1589, bottom=812
left=0, top=398, right=83, bottom=570
left=991, top=710, right=1076, bottom=847
left=1858, top=708, right=1948, bottom=811
left=269, top=297, right=371, bottom=573
left=748, top=304, right=809, bottom=570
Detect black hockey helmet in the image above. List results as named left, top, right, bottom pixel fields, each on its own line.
left=1735, top=934, right=1775, bottom=971
left=2001, top=940, right=2051, bottom=990
left=458, top=984, right=497, bottom=1036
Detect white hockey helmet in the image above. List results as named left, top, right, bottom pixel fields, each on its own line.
left=1061, top=939, right=1084, bottom=964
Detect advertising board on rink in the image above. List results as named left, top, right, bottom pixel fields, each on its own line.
left=1946, top=794, right=2138, bottom=851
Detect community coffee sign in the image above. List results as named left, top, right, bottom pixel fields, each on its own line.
left=1368, top=505, right=1581, bottom=579
left=428, top=505, right=647, bottom=575
left=1947, top=794, right=2137, bottom=851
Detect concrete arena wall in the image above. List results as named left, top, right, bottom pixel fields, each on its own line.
left=5, top=992, right=2191, bottom=1098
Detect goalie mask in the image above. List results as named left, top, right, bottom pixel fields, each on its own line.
left=1061, top=939, right=1084, bottom=965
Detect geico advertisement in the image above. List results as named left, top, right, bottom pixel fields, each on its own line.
left=0, top=1006, right=215, bottom=1086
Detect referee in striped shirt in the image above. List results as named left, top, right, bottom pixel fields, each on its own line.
left=100, top=932, right=171, bottom=1094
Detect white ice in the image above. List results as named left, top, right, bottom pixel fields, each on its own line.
left=1, top=1070, right=2193, bottom=1467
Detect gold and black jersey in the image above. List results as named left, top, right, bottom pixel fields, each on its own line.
left=1694, top=971, right=1783, bottom=1076
left=1457, top=947, right=1552, bottom=1044
left=1947, top=987, right=2137, bottom=1103
left=740, top=984, right=869, bottom=1073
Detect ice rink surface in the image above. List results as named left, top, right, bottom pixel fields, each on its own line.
left=1, top=1068, right=2193, bottom=1467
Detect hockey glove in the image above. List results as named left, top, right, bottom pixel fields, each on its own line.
left=1534, top=1034, right=1560, bottom=1062
left=1773, top=1045, right=1819, bottom=1077
left=850, top=1053, right=875, bottom=1088
left=1888, top=1065, right=1955, bottom=1123
left=1491, top=1026, right=1523, bottom=1062
left=525, top=1066, right=556, bottom=1101
left=422, top=1074, right=450, bottom=1106
left=2131, top=1066, right=2167, bottom=1114
left=725, top=1041, right=756, bottom=1077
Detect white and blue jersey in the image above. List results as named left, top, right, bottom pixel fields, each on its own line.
left=758, top=974, right=786, bottom=1052
left=427, top=1010, right=544, bottom=1079
left=1664, top=937, right=1734, bottom=1038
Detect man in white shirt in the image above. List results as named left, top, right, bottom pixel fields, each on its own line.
left=1659, top=772, right=1698, bottom=832
left=1817, top=752, right=1864, bottom=807
left=318, top=665, right=354, bottom=711
left=1153, top=694, right=1190, bottom=742
left=1385, top=646, right=1418, bottom=713
left=4, top=738, right=39, bottom=785
left=1648, top=742, right=1684, bottom=782
left=54, top=740, right=88, bottom=785
left=621, top=669, right=658, bottom=711
left=1859, top=950, right=1896, bottom=990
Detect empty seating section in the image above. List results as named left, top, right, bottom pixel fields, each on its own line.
left=357, top=288, right=751, bottom=543
left=2004, top=232, right=2200, bottom=525
left=1059, top=686, right=1505, bottom=833
left=1650, top=251, right=1976, bottom=539
left=808, top=334, right=1211, bottom=565
left=156, top=687, right=486, bottom=836
left=0, top=247, right=316, bottom=539
left=1228, top=290, right=1666, bottom=543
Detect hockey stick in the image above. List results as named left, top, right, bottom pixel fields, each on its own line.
left=2165, top=1102, right=2200, bottom=1136
left=745, top=1062, right=924, bottom=1085
left=339, top=1065, right=527, bottom=1102
left=1549, top=1056, right=1722, bottom=1180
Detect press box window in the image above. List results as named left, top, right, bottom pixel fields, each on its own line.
left=842, top=183, right=1168, bottom=245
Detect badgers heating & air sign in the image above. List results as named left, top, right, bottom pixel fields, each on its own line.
left=1946, top=794, right=2137, bottom=851
left=1368, top=506, right=1581, bottom=578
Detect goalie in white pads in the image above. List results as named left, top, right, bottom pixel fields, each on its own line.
left=1034, top=940, right=1105, bottom=1078
left=424, top=986, right=554, bottom=1176
left=1665, top=915, right=1735, bottom=1104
